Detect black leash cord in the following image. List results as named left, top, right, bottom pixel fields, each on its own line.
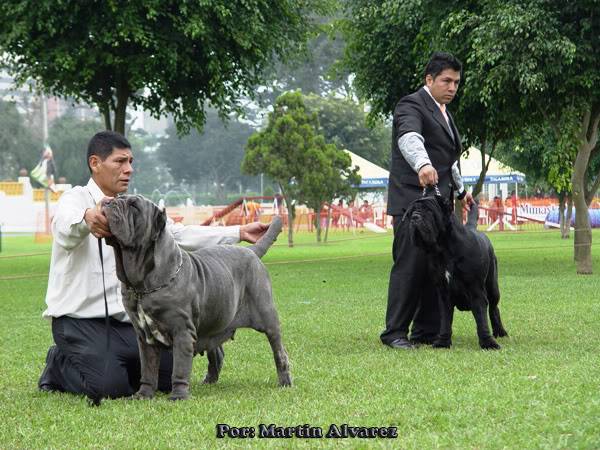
left=88, top=238, right=111, bottom=407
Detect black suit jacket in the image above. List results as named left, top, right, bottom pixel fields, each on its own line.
left=387, top=87, right=462, bottom=215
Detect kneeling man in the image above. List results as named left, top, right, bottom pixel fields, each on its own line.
left=38, top=131, right=270, bottom=399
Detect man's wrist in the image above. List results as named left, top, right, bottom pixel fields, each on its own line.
left=417, top=163, right=432, bottom=173
left=456, top=189, right=467, bottom=200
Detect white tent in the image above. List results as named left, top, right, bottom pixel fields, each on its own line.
left=344, top=150, right=389, bottom=188
left=459, top=147, right=525, bottom=184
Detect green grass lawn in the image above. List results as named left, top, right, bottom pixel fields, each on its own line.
left=1, top=229, right=599, bottom=449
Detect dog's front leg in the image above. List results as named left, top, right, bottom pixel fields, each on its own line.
left=472, top=300, right=501, bottom=350
left=132, top=337, right=161, bottom=399
left=169, top=332, right=195, bottom=400
left=433, top=287, right=453, bottom=348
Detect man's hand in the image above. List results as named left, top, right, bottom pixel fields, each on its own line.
left=461, top=191, right=474, bottom=211
left=240, top=221, right=270, bottom=244
left=84, top=198, right=113, bottom=239
left=418, top=164, right=438, bottom=187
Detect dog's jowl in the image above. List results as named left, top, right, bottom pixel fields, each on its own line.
left=404, top=195, right=508, bottom=349
left=104, top=195, right=291, bottom=400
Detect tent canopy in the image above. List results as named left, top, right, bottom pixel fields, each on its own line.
left=460, top=147, right=525, bottom=184
left=345, top=150, right=389, bottom=188
left=344, top=146, right=525, bottom=188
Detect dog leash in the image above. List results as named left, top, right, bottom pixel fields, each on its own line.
left=422, top=184, right=442, bottom=197
left=87, top=237, right=111, bottom=407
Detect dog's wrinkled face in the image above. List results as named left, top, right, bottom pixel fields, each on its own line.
left=103, top=195, right=166, bottom=248
left=405, top=196, right=451, bottom=252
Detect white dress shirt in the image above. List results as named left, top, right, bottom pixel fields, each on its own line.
left=43, top=178, right=240, bottom=321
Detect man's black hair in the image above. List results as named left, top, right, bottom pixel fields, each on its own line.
left=86, top=131, right=131, bottom=172
left=424, top=52, right=462, bottom=80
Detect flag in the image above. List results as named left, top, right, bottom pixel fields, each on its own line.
left=30, top=145, right=57, bottom=192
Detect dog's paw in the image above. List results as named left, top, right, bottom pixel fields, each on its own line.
left=202, top=374, right=218, bottom=384
left=494, top=328, right=509, bottom=338
left=432, top=339, right=452, bottom=348
left=480, top=338, right=501, bottom=350
left=278, top=373, right=293, bottom=387
left=130, top=390, right=154, bottom=400
left=168, top=391, right=190, bottom=401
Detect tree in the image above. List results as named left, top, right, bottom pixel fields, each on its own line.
left=242, top=91, right=359, bottom=245
left=0, top=0, right=330, bottom=135
left=46, top=114, right=104, bottom=187
left=339, top=0, right=523, bottom=199
left=158, top=109, right=255, bottom=203
left=444, top=0, right=600, bottom=274
left=495, top=119, right=578, bottom=239
left=304, top=94, right=390, bottom=168
left=341, top=0, right=600, bottom=273
left=0, top=99, right=40, bottom=179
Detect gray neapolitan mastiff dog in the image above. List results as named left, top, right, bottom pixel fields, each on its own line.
left=103, top=195, right=291, bottom=400
left=404, top=193, right=508, bottom=349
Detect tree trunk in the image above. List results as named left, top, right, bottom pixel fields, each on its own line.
left=113, top=74, right=130, bottom=135
left=572, top=109, right=598, bottom=274
left=566, top=196, right=573, bottom=237
left=558, top=192, right=568, bottom=239
left=315, top=207, right=322, bottom=243
left=279, top=184, right=294, bottom=247
left=324, top=206, right=331, bottom=243
left=286, top=205, right=295, bottom=247
left=100, top=102, right=112, bottom=131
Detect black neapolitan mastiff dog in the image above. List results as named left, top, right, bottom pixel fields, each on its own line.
left=103, top=195, right=291, bottom=400
left=404, top=193, right=508, bottom=349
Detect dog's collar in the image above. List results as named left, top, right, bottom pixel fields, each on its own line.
left=131, top=248, right=184, bottom=298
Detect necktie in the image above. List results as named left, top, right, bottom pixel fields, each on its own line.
left=439, top=103, right=449, bottom=125
left=438, top=103, right=455, bottom=141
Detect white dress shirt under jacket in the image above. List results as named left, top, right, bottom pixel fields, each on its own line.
left=43, top=178, right=240, bottom=322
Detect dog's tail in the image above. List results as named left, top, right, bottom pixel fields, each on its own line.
left=465, top=201, right=479, bottom=231
left=249, top=216, right=283, bottom=258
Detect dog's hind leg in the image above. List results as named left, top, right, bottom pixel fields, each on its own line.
left=265, top=327, right=292, bottom=387
left=203, top=345, right=224, bottom=384
left=471, top=300, right=501, bottom=350
left=486, top=258, right=508, bottom=338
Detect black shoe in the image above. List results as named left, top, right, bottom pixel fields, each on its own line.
left=409, top=337, right=436, bottom=345
left=38, top=345, right=61, bottom=392
left=385, top=338, right=415, bottom=350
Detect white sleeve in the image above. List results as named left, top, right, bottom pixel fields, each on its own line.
left=398, top=132, right=431, bottom=173
left=167, top=220, right=240, bottom=251
left=51, top=190, right=92, bottom=250
left=451, top=161, right=465, bottom=195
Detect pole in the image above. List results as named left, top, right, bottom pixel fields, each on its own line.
left=44, top=188, right=50, bottom=234
left=260, top=173, right=263, bottom=197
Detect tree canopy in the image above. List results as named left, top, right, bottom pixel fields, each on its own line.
left=243, top=91, right=359, bottom=245
left=158, top=109, right=256, bottom=203
left=0, top=99, right=39, bottom=179
left=340, top=0, right=600, bottom=273
left=0, top=0, right=331, bottom=134
left=304, top=94, right=390, bottom=169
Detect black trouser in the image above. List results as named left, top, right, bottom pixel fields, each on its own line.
left=38, top=316, right=173, bottom=398
left=380, top=215, right=441, bottom=344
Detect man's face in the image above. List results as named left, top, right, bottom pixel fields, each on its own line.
left=89, top=147, right=134, bottom=197
left=426, top=68, right=461, bottom=105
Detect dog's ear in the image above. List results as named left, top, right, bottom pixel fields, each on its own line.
left=151, top=207, right=167, bottom=241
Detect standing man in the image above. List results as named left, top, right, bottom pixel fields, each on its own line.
left=38, top=131, right=271, bottom=398
left=381, top=52, right=473, bottom=349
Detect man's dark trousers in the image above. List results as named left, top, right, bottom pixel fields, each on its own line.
left=38, top=316, right=173, bottom=398
left=380, top=212, right=441, bottom=345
